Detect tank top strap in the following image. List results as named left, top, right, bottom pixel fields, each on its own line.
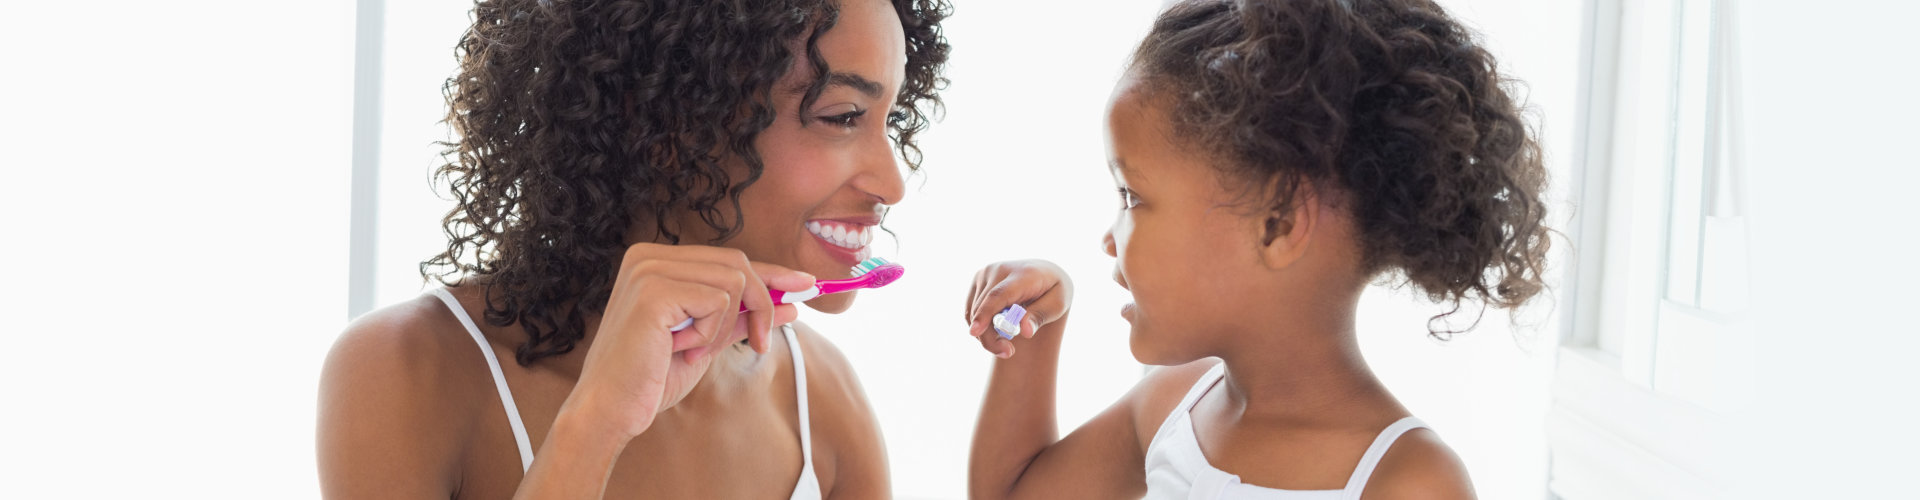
left=1149, top=362, right=1228, bottom=448
left=782, top=324, right=823, bottom=499
left=782, top=325, right=814, bottom=464
left=429, top=287, right=534, bottom=472
left=1339, top=416, right=1428, bottom=498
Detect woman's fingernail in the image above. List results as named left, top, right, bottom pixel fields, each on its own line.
left=996, top=350, right=1012, bottom=359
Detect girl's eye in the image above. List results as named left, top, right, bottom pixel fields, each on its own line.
left=1117, top=187, right=1141, bottom=210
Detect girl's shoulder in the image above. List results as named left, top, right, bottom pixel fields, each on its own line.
left=1122, top=358, right=1225, bottom=451
left=1358, top=425, right=1474, bottom=499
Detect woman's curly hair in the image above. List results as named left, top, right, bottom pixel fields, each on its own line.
left=423, top=0, right=951, bottom=365
left=1131, top=0, right=1551, bottom=336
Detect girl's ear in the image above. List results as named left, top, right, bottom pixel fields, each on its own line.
left=1257, top=180, right=1318, bottom=270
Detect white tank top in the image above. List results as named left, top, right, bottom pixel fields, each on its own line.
left=1143, top=363, right=1428, bottom=500
left=430, top=288, right=822, bottom=500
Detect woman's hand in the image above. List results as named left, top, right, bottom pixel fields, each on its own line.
left=963, top=259, right=1073, bottom=358
left=558, top=243, right=816, bottom=442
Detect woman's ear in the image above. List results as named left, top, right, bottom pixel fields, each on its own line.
left=1257, top=181, right=1317, bottom=270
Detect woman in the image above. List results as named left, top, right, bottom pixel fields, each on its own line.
left=318, top=0, right=949, bottom=497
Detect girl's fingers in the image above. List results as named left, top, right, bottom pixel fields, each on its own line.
left=975, top=326, right=1014, bottom=358
left=966, top=270, right=991, bottom=336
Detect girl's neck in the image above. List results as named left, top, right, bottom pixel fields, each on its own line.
left=1210, top=300, right=1403, bottom=423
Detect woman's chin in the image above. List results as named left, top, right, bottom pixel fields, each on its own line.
left=802, top=291, right=858, bottom=314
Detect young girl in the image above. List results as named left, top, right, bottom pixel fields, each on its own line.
left=962, top=0, right=1549, bottom=498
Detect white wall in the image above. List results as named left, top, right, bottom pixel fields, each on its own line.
left=0, top=1, right=355, bottom=497
left=1726, top=1, right=1920, bottom=496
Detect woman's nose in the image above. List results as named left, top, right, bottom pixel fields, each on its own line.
left=853, top=132, right=906, bottom=205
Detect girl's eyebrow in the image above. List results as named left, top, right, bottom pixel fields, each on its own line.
left=1109, top=158, right=1141, bottom=180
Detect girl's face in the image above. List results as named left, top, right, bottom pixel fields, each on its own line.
left=697, top=0, right=909, bottom=314
left=1102, top=82, right=1274, bottom=365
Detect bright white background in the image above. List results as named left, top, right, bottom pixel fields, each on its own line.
left=0, top=1, right=356, bottom=496
left=4, top=0, right=1911, bottom=499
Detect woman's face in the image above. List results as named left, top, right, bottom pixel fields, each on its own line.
left=716, top=0, right=909, bottom=314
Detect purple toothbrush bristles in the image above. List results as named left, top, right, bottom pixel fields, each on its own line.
left=992, top=304, right=1027, bottom=340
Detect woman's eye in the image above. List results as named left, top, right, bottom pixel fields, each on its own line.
left=817, top=108, right=867, bottom=128
left=1117, top=187, right=1141, bottom=209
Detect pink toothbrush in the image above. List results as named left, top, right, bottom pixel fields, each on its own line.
left=669, top=257, right=905, bottom=331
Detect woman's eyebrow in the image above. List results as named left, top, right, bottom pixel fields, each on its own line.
left=788, top=71, right=885, bottom=99
left=825, top=72, right=884, bottom=99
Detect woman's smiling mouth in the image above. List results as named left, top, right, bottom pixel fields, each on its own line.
left=806, top=219, right=874, bottom=268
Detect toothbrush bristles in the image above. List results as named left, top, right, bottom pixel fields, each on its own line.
left=851, top=257, right=889, bottom=276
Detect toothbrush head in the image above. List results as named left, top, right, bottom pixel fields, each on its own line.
left=850, top=257, right=905, bottom=287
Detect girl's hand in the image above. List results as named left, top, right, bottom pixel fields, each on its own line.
left=963, top=259, right=1073, bottom=358
left=559, top=243, right=816, bottom=442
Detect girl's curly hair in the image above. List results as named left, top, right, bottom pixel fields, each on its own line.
left=1131, top=0, right=1551, bottom=336
left=423, top=0, right=951, bottom=365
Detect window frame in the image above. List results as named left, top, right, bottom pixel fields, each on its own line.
left=1549, top=0, right=1742, bottom=497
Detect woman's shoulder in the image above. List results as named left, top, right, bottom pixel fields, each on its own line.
left=783, top=321, right=890, bottom=495
left=321, top=290, right=494, bottom=432
left=325, top=289, right=493, bottom=390
left=784, top=321, right=868, bottom=413
left=318, top=290, right=495, bottom=494
left=1358, top=426, right=1475, bottom=500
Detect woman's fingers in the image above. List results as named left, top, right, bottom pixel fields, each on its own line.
left=639, top=277, right=733, bottom=357
left=752, top=261, right=818, bottom=294
left=748, top=261, right=815, bottom=354
left=621, top=245, right=818, bottom=355
left=621, top=260, right=746, bottom=352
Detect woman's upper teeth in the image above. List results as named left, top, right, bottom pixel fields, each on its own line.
left=807, top=221, right=869, bottom=249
